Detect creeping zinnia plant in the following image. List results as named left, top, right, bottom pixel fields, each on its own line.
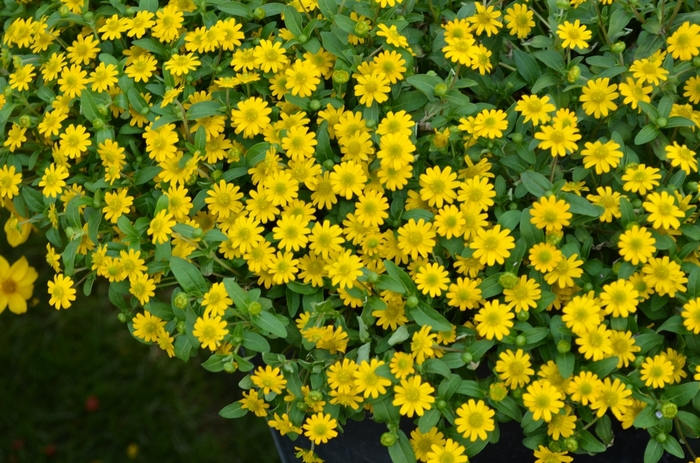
left=2, top=0, right=700, bottom=461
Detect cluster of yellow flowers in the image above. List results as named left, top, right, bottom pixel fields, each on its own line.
left=2, top=0, right=700, bottom=461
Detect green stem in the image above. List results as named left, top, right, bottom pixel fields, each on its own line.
left=580, top=416, right=600, bottom=432
left=549, top=155, right=558, bottom=183
left=675, top=417, right=698, bottom=461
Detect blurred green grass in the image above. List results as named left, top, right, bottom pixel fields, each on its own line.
left=0, top=238, right=280, bottom=463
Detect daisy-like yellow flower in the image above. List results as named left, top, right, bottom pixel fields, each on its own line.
left=411, top=325, right=437, bottom=364
left=599, top=279, right=639, bottom=318
left=392, top=375, right=435, bottom=417
left=398, top=218, right=436, bottom=259
left=618, top=225, right=655, bottom=265
left=419, top=166, right=459, bottom=208
left=411, top=427, right=445, bottom=463
left=619, top=77, right=652, bottom=111
left=426, top=438, right=468, bottom=463
left=556, top=20, right=592, bottom=49
left=503, top=275, right=541, bottom=312
left=561, top=292, right=602, bottom=335
left=354, top=358, right=392, bottom=398
left=530, top=195, right=572, bottom=232
left=355, top=71, right=391, bottom=107
left=468, top=3, right=502, bottom=37
left=643, top=191, right=685, bottom=229
left=535, top=123, right=581, bottom=157
left=470, top=225, right=515, bottom=266
left=529, top=242, right=563, bottom=273
left=415, top=263, right=450, bottom=297
left=303, top=413, right=338, bottom=445
left=682, top=297, right=700, bottom=334
left=325, top=249, right=363, bottom=289
left=534, top=445, right=573, bottom=463
left=567, top=371, right=601, bottom=405
left=580, top=78, right=619, bottom=118
left=515, top=95, right=556, bottom=126
left=148, top=209, right=176, bottom=245
left=474, top=300, right=514, bottom=341
left=666, top=22, right=700, bottom=61
left=622, top=164, right=661, bottom=195
left=523, top=380, right=564, bottom=422
left=665, top=141, right=697, bottom=174
left=230, top=97, right=272, bottom=138
left=545, top=253, right=583, bottom=288
left=47, top=273, right=77, bottom=310
left=581, top=139, right=623, bottom=174
left=642, top=256, right=687, bottom=297
left=591, top=378, right=633, bottom=420
left=495, top=349, right=534, bottom=389
left=504, top=4, right=535, bottom=39
left=455, top=399, right=495, bottom=441
left=473, top=109, right=508, bottom=139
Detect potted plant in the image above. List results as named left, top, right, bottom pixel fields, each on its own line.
left=2, top=0, right=700, bottom=461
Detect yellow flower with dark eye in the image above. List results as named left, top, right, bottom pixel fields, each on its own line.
left=0, top=256, right=38, bottom=315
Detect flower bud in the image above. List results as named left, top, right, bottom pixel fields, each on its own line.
left=499, top=272, right=518, bottom=289
left=655, top=117, right=667, bottom=128
left=192, top=227, right=204, bottom=239
left=3, top=86, right=13, bottom=98
left=515, top=335, right=527, bottom=347
left=567, top=66, right=581, bottom=83
left=489, top=382, right=508, bottom=402
left=248, top=301, right=263, bottom=316
left=19, top=115, right=31, bottom=128
left=223, top=361, right=237, bottom=373
left=211, top=170, right=223, bottom=182
left=511, top=387, right=523, bottom=399
left=563, top=437, right=578, bottom=452
left=322, top=159, right=335, bottom=171
left=655, top=433, right=667, bottom=443
left=661, top=403, right=678, bottom=419
left=512, top=133, right=523, bottom=144
left=353, top=20, right=370, bottom=38
left=461, top=352, right=473, bottom=364
left=546, top=231, right=563, bottom=246
left=367, top=271, right=379, bottom=283
left=687, top=182, right=699, bottom=192
left=516, top=310, right=530, bottom=322
left=611, top=42, right=626, bottom=54
left=693, top=57, right=700, bottom=68
left=406, top=296, right=419, bottom=308
left=612, top=261, right=622, bottom=275
left=309, top=99, right=321, bottom=111
left=308, top=390, right=323, bottom=402
left=117, top=313, right=127, bottom=323
left=297, top=34, right=308, bottom=43
left=557, top=340, right=571, bottom=353
left=177, top=321, right=186, bottom=334
left=380, top=432, right=397, bottom=447
left=434, top=83, right=448, bottom=97
left=174, top=292, right=189, bottom=309
left=253, top=7, right=266, bottom=19
left=139, top=106, right=150, bottom=115
left=435, top=399, right=448, bottom=410
left=83, top=11, right=94, bottom=21
left=92, top=119, right=105, bottom=130
left=633, top=355, right=645, bottom=368
left=555, top=0, right=570, bottom=9
left=549, top=440, right=563, bottom=452
left=332, top=70, right=350, bottom=85
left=59, top=5, right=70, bottom=16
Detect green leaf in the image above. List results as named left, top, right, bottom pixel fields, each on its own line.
left=388, top=431, right=417, bottom=463
left=455, top=380, right=484, bottom=398
left=406, top=75, right=441, bottom=99
left=595, top=415, right=614, bottom=445
left=479, top=274, right=503, bottom=298
left=520, top=171, right=552, bottom=197
left=661, top=382, right=699, bottom=406
left=635, top=124, right=660, bottom=145
left=186, top=100, right=221, bottom=120
left=388, top=325, right=410, bottom=346
left=662, top=435, right=685, bottom=459
left=80, top=90, right=100, bottom=122
left=587, top=356, right=619, bottom=377
left=578, top=429, right=606, bottom=453
left=253, top=311, right=287, bottom=338
left=644, top=439, right=663, bottom=463
left=533, top=50, right=565, bottom=71
left=217, top=3, right=251, bottom=17
left=409, top=303, right=452, bottom=332
left=513, top=48, right=539, bottom=84
left=556, top=353, right=575, bottom=378
left=201, top=354, right=230, bottom=372
left=493, top=396, right=522, bottom=421
left=223, top=278, right=250, bottom=309
left=61, top=238, right=81, bottom=276
left=564, top=193, right=602, bottom=217
left=170, top=256, right=209, bottom=295
left=242, top=331, right=271, bottom=353
left=174, top=335, right=194, bottom=362
left=219, top=401, right=248, bottom=419
left=376, top=274, right=406, bottom=294
left=418, top=408, right=441, bottom=433
left=283, top=5, right=303, bottom=36
left=656, top=315, right=686, bottom=334
left=286, top=280, right=318, bottom=295
left=678, top=411, right=700, bottom=436
left=332, top=13, right=356, bottom=36
left=466, top=339, right=494, bottom=361
left=384, top=259, right=417, bottom=293
left=634, top=405, right=660, bottom=428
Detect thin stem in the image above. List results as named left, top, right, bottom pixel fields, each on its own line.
left=549, top=155, right=558, bottom=182
left=499, top=62, right=517, bottom=72
left=675, top=417, right=698, bottom=461
left=580, top=416, right=600, bottom=432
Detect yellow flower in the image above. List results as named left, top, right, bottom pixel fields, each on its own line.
left=392, top=375, right=435, bottom=417
left=455, top=399, right=495, bottom=441
left=556, top=20, right=592, bottom=49
left=302, top=413, right=338, bottom=445
left=0, top=256, right=38, bottom=315
left=580, top=78, right=619, bottom=118
left=523, top=380, right=564, bottom=422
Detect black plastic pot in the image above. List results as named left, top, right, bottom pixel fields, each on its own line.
left=271, top=413, right=699, bottom=463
